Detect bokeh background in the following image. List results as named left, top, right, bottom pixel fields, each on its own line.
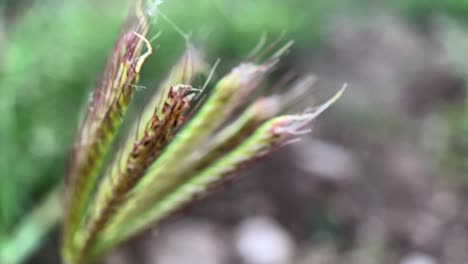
left=2, top=0, right=468, bottom=263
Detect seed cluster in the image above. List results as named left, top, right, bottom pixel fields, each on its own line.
left=62, top=1, right=343, bottom=263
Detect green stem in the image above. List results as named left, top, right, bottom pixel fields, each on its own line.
left=0, top=187, right=62, bottom=264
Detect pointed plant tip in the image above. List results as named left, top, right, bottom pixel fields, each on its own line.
left=270, top=114, right=314, bottom=135
left=272, top=40, right=295, bottom=59
left=228, top=63, right=270, bottom=86
left=246, top=33, right=269, bottom=60
left=200, top=58, right=221, bottom=92
left=172, top=84, right=200, bottom=98
left=270, top=83, right=346, bottom=136
left=259, top=39, right=295, bottom=68
left=304, top=83, right=346, bottom=118
left=239, top=39, right=294, bottom=78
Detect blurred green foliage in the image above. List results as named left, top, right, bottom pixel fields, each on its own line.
left=0, top=0, right=124, bottom=238
left=393, top=0, right=468, bottom=21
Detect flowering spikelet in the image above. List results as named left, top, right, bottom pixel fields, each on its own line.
left=130, top=79, right=321, bottom=216
left=62, top=1, right=153, bottom=262
left=138, top=43, right=206, bottom=140
left=78, top=85, right=199, bottom=255
left=93, top=86, right=345, bottom=254
left=61, top=2, right=344, bottom=263
left=106, top=97, right=280, bottom=225
left=100, top=61, right=274, bottom=233
left=72, top=45, right=207, bottom=258
left=96, top=97, right=280, bottom=240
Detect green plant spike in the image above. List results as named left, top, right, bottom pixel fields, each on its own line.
left=102, top=62, right=272, bottom=234
left=107, top=96, right=281, bottom=231
left=107, top=75, right=320, bottom=229
left=94, top=85, right=345, bottom=257
left=74, top=44, right=207, bottom=261
left=61, top=2, right=153, bottom=263
left=77, top=85, right=199, bottom=258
